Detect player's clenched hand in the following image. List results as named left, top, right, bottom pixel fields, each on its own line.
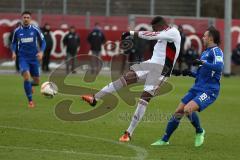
left=37, top=51, right=43, bottom=61
left=121, top=32, right=131, bottom=40
left=12, top=53, right=16, bottom=61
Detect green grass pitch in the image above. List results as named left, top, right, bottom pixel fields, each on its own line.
left=0, top=74, right=239, bottom=160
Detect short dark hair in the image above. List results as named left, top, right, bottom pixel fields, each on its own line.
left=21, top=11, right=31, bottom=16
left=151, top=16, right=166, bottom=26
left=207, top=26, right=220, bottom=45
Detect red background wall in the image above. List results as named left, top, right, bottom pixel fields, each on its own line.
left=1, top=13, right=240, bottom=60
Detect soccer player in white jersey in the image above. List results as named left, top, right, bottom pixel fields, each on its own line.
left=82, top=16, right=181, bottom=142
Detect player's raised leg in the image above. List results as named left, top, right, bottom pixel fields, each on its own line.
left=81, top=70, right=138, bottom=106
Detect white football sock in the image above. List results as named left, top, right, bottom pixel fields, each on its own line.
left=127, top=99, right=148, bottom=136
left=94, top=77, right=127, bottom=101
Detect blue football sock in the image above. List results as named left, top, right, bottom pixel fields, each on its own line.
left=187, top=112, right=203, bottom=133
left=24, top=80, right=32, bottom=102
left=162, top=114, right=183, bottom=142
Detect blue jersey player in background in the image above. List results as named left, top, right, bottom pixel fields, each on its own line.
left=152, top=26, right=224, bottom=147
left=11, top=11, right=46, bottom=108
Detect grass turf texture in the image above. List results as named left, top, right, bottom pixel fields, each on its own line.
left=0, top=74, right=239, bottom=160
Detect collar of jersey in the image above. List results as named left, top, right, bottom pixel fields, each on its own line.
left=22, top=24, right=31, bottom=29
left=206, top=45, right=217, bottom=51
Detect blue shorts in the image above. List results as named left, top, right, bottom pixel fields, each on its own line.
left=19, top=58, right=40, bottom=77
left=181, top=89, right=218, bottom=112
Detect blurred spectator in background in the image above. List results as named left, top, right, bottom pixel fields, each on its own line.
left=184, top=44, right=199, bottom=70
left=9, top=21, right=22, bottom=72
left=63, top=26, right=80, bottom=74
left=87, top=22, right=106, bottom=73
left=124, top=37, right=136, bottom=66
left=120, top=32, right=135, bottom=74
left=132, top=27, right=148, bottom=63
left=120, top=28, right=149, bottom=74
left=41, top=23, right=53, bottom=72
left=231, top=43, right=240, bottom=65
left=177, top=25, right=186, bottom=71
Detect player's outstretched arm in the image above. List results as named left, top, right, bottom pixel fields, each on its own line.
left=202, top=60, right=223, bottom=72
left=129, top=30, right=175, bottom=41
left=193, top=48, right=224, bottom=72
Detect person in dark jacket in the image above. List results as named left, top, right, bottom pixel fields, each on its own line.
left=184, top=44, right=199, bottom=70
left=232, top=43, right=240, bottom=65
left=178, top=25, right=186, bottom=71
left=63, top=26, right=80, bottom=74
left=9, top=21, right=22, bottom=72
left=133, top=27, right=148, bottom=63
left=87, top=23, right=106, bottom=73
left=41, top=23, right=53, bottom=72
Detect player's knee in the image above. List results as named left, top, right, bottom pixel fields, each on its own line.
left=184, top=101, right=199, bottom=115
left=140, top=91, right=153, bottom=102
left=175, top=107, right=184, bottom=114
left=22, top=72, right=30, bottom=81
left=123, top=70, right=138, bottom=85
left=23, top=77, right=30, bottom=81
left=174, top=110, right=184, bottom=119
left=183, top=107, right=192, bottom=116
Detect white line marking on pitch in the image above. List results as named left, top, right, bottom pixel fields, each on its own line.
left=0, top=125, right=148, bottom=160
left=0, top=145, right=131, bottom=159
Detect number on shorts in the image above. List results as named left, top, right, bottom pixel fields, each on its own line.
left=199, top=93, right=208, bottom=102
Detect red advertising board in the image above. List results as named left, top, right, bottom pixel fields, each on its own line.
left=1, top=13, right=240, bottom=60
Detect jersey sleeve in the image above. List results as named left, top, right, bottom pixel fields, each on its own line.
left=137, top=28, right=176, bottom=41
left=203, top=47, right=224, bottom=72
left=33, top=25, right=46, bottom=52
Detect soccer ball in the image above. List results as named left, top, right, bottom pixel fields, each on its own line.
left=40, top=81, right=58, bottom=98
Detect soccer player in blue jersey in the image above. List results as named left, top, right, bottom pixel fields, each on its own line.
left=151, top=26, right=224, bottom=147
left=11, top=11, right=46, bottom=108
